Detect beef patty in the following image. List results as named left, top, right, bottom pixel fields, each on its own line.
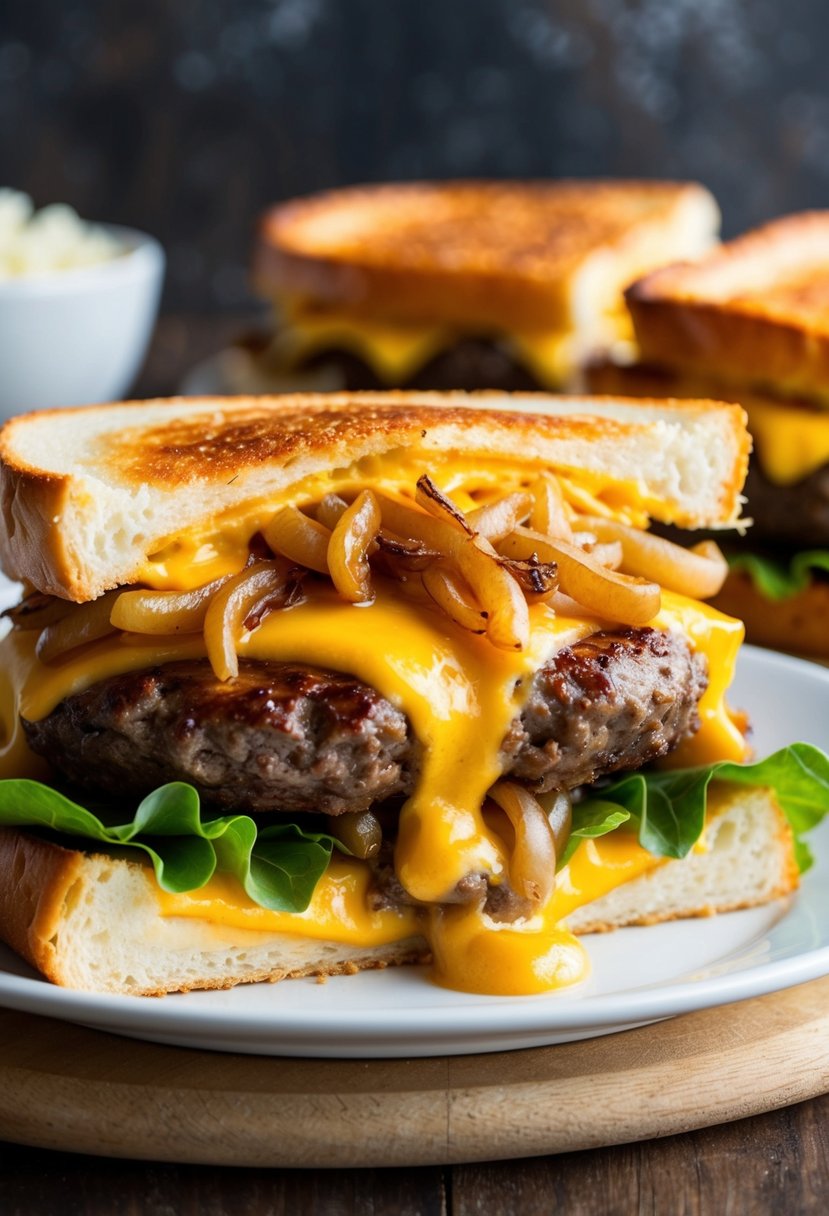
left=298, top=338, right=545, bottom=392
left=742, top=460, right=829, bottom=548
left=23, top=627, right=706, bottom=814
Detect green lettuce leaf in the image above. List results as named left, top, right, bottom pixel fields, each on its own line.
left=558, top=803, right=631, bottom=868
left=574, top=743, right=829, bottom=873
left=729, top=550, right=829, bottom=601
left=0, top=780, right=335, bottom=912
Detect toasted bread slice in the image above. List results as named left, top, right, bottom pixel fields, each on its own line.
left=627, top=213, right=829, bottom=406
left=0, top=785, right=797, bottom=995
left=0, top=828, right=428, bottom=995
left=585, top=359, right=829, bottom=489
left=255, top=181, right=719, bottom=333
left=0, top=392, right=749, bottom=601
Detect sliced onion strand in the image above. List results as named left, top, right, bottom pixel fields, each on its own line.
left=489, top=781, right=557, bottom=908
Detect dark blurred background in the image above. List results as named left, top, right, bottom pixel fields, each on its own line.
left=4, top=0, right=829, bottom=314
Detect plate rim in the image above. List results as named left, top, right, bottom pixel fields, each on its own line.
left=0, top=642, right=828, bottom=1056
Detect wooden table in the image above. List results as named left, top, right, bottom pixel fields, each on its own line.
left=2, top=1092, right=828, bottom=1214
left=3, top=316, right=828, bottom=1214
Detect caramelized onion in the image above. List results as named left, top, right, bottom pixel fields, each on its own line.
left=467, top=491, right=533, bottom=541
left=421, top=565, right=488, bottom=633
left=327, top=489, right=382, bottom=602
left=499, top=527, right=661, bottom=625
left=203, top=561, right=295, bottom=681
left=316, top=493, right=349, bottom=530
left=489, top=781, right=556, bottom=908
left=496, top=553, right=558, bottom=597
left=377, top=493, right=529, bottom=650
left=415, top=474, right=473, bottom=534
left=375, top=531, right=439, bottom=571
left=110, top=577, right=228, bottom=635
left=529, top=473, right=573, bottom=541
left=36, top=590, right=121, bottom=663
left=325, top=810, right=383, bottom=860
left=582, top=517, right=729, bottom=599
left=587, top=540, right=623, bottom=570
left=263, top=505, right=332, bottom=575
left=4, top=592, right=73, bottom=632
left=539, top=790, right=573, bottom=857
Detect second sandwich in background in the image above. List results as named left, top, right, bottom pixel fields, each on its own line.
left=238, top=179, right=718, bottom=394
left=589, top=212, right=829, bottom=660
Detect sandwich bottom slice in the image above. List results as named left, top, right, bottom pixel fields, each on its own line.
left=0, top=785, right=797, bottom=997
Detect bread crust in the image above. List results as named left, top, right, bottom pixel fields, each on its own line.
left=0, top=828, right=86, bottom=983
left=0, top=829, right=429, bottom=996
left=254, top=180, right=718, bottom=331
left=711, top=568, right=829, bottom=658
left=0, top=392, right=750, bottom=601
left=627, top=212, right=829, bottom=405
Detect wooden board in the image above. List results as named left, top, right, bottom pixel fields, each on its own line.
left=3, top=976, right=829, bottom=1167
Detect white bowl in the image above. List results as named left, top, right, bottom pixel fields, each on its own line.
left=0, top=226, right=164, bottom=416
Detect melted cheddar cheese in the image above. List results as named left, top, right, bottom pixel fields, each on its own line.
left=135, top=456, right=652, bottom=592
left=270, top=302, right=609, bottom=389
left=0, top=566, right=746, bottom=996
left=155, top=826, right=663, bottom=996
left=741, top=394, right=829, bottom=486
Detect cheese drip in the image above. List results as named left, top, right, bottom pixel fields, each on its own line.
left=741, top=394, right=829, bottom=486
left=0, top=585, right=745, bottom=996
left=268, top=302, right=609, bottom=389
left=154, top=824, right=663, bottom=996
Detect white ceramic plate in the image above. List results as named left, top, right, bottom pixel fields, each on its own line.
left=0, top=564, right=828, bottom=1057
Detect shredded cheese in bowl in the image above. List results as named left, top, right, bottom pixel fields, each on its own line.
left=0, top=189, right=123, bottom=279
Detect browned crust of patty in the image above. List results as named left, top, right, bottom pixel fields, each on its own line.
left=22, top=627, right=707, bottom=815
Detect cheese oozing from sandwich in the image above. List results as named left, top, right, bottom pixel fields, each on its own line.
left=265, top=299, right=635, bottom=390
left=0, top=561, right=745, bottom=996
left=740, top=393, right=829, bottom=486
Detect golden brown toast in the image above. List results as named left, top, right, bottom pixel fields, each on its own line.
left=584, top=359, right=829, bottom=488
left=254, top=180, right=719, bottom=331
left=0, top=392, right=749, bottom=600
left=627, top=212, right=829, bottom=406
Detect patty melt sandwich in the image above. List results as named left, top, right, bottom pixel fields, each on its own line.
left=590, top=212, right=829, bottom=657
left=242, top=180, right=719, bottom=394
left=0, top=391, right=826, bottom=997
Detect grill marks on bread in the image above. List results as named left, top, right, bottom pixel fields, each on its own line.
left=99, top=401, right=617, bottom=489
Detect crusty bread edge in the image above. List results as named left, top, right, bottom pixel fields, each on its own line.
left=0, top=392, right=751, bottom=601
left=0, top=828, right=429, bottom=996
left=254, top=180, right=717, bottom=331
left=0, top=827, right=87, bottom=983
left=626, top=212, right=829, bottom=402
left=568, top=788, right=800, bottom=934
